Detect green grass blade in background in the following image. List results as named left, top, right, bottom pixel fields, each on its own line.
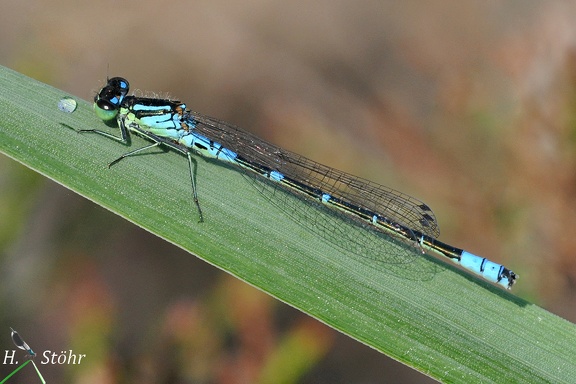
left=1, top=66, right=576, bottom=383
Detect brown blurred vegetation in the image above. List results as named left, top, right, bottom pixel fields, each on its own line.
left=2, top=1, right=576, bottom=382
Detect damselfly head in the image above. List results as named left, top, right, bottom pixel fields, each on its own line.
left=94, top=76, right=131, bottom=121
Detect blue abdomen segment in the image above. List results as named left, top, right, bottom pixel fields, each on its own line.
left=460, top=251, right=509, bottom=288
left=270, top=171, right=284, bottom=182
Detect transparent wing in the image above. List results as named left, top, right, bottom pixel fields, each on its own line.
left=190, top=112, right=440, bottom=238
left=185, top=112, right=442, bottom=280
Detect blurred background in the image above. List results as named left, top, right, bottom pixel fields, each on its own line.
left=2, top=1, right=576, bottom=383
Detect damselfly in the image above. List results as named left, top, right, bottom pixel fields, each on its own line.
left=78, top=77, right=517, bottom=289
left=10, top=327, right=35, bottom=358
left=6, top=328, right=45, bottom=384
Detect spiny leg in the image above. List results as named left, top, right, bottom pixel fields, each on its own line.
left=76, top=113, right=131, bottom=143
left=77, top=128, right=128, bottom=143
left=187, top=152, right=204, bottom=223
left=61, top=123, right=129, bottom=144
left=108, top=142, right=162, bottom=167
left=74, top=125, right=162, bottom=167
left=89, top=137, right=205, bottom=222
left=64, top=123, right=205, bottom=222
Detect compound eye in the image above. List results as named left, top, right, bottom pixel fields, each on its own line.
left=94, top=99, right=119, bottom=121
left=96, top=99, right=116, bottom=111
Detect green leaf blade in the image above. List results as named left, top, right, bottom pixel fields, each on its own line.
left=1, top=66, right=575, bottom=383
